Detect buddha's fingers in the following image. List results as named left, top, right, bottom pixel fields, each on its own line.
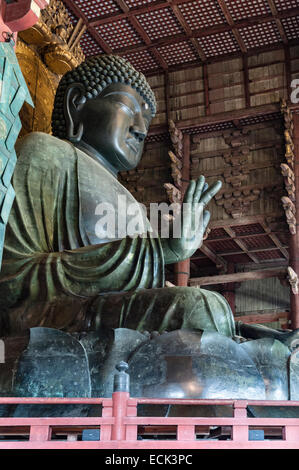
left=200, top=180, right=222, bottom=207
left=193, top=176, right=205, bottom=202
left=202, top=210, right=211, bottom=233
left=183, top=180, right=196, bottom=204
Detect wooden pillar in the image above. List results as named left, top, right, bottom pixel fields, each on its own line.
left=289, top=113, right=299, bottom=330
left=174, top=133, right=190, bottom=287
left=221, top=263, right=235, bottom=314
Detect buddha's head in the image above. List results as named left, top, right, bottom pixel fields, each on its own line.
left=51, top=55, right=156, bottom=174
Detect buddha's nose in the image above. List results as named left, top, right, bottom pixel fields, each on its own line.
left=129, top=113, right=147, bottom=142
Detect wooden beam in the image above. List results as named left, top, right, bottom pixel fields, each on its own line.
left=213, top=246, right=287, bottom=256
left=203, top=63, right=210, bottom=116
left=148, top=103, right=281, bottom=136
left=164, top=71, right=171, bottom=122
left=223, top=226, right=260, bottom=264
left=267, top=0, right=288, bottom=45
left=88, top=2, right=299, bottom=33
left=189, top=267, right=287, bottom=286
left=284, top=45, right=292, bottom=100
left=199, top=244, right=227, bottom=270
left=235, top=310, right=289, bottom=325
left=102, top=8, right=299, bottom=56
left=243, top=55, right=250, bottom=108
left=62, top=0, right=113, bottom=53
left=143, top=39, right=299, bottom=77
left=217, top=0, right=247, bottom=54
left=114, top=0, right=168, bottom=70
left=171, top=4, right=207, bottom=62
left=259, top=221, right=289, bottom=259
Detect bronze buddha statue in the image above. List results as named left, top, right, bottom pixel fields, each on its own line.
left=0, top=54, right=235, bottom=338
left=0, top=55, right=298, bottom=403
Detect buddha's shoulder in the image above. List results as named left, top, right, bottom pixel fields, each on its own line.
left=15, top=132, right=76, bottom=168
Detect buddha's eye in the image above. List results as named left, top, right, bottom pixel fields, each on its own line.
left=115, top=101, right=134, bottom=116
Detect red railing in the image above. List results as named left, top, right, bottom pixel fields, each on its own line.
left=0, top=395, right=299, bottom=448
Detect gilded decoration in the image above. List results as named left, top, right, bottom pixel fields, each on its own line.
left=19, top=0, right=85, bottom=75
left=15, top=0, right=85, bottom=136
left=16, top=40, right=57, bottom=136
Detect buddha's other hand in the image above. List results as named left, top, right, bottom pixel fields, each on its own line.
left=161, top=176, right=222, bottom=264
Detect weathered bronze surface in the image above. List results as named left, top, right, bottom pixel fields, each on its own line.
left=0, top=54, right=299, bottom=408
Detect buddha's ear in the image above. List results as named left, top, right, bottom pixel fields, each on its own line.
left=64, top=83, right=86, bottom=143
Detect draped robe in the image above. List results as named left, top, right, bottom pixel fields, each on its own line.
left=0, top=132, right=235, bottom=337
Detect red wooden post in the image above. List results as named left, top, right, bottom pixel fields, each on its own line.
left=125, top=398, right=138, bottom=441
left=222, top=262, right=235, bottom=314
left=283, top=425, right=299, bottom=442
left=177, top=425, right=195, bottom=441
left=100, top=398, right=113, bottom=441
left=289, top=114, right=299, bottom=330
left=29, top=425, right=52, bottom=442
left=232, top=400, right=248, bottom=443
left=111, top=391, right=130, bottom=441
left=175, top=133, right=190, bottom=287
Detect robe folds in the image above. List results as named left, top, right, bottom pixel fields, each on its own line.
left=0, top=132, right=235, bottom=337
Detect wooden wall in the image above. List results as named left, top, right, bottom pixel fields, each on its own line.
left=146, top=45, right=297, bottom=127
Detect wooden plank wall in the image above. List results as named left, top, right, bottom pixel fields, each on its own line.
left=145, top=45, right=297, bottom=128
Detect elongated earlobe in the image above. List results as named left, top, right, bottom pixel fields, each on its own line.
left=64, top=83, right=86, bottom=143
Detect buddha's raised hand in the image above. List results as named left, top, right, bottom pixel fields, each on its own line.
left=161, top=176, right=222, bottom=264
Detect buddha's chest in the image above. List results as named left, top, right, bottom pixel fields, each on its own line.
left=77, top=151, right=150, bottom=244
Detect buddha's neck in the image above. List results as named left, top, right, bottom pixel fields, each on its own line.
left=75, top=141, right=119, bottom=178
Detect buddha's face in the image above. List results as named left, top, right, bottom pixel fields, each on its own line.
left=79, top=83, right=153, bottom=172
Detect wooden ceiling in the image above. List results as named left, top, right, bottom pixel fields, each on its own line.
left=62, top=0, right=299, bottom=74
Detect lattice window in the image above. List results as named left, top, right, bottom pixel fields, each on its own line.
left=254, top=250, right=282, bottom=260
left=198, top=31, right=239, bottom=57
left=188, top=122, right=234, bottom=134
left=146, top=133, right=169, bottom=143
left=156, top=41, right=198, bottom=66
left=225, top=0, right=271, bottom=21
left=95, top=18, right=143, bottom=50
left=126, top=0, right=157, bottom=7
left=274, top=0, right=299, bottom=11
left=136, top=8, right=183, bottom=41
left=281, top=16, right=299, bottom=40
left=207, top=239, right=240, bottom=252
left=80, top=31, right=104, bottom=56
left=239, top=112, right=282, bottom=125
left=233, top=224, right=265, bottom=236
left=122, top=49, right=158, bottom=72
left=223, top=253, right=253, bottom=263
left=238, top=21, right=281, bottom=48
left=177, top=0, right=226, bottom=30
left=72, top=0, right=121, bottom=20
left=241, top=235, right=275, bottom=250
left=208, top=228, right=230, bottom=239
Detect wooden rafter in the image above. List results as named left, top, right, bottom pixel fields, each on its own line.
left=170, top=4, right=206, bottom=62
left=114, top=0, right=168, bottom=70
left=217, top=0, right=247, bottom=54
left=148, top=103, right=281, bottom=137
left=198, top=244, right=227, bottom=271
left=62, top=0, right=113, bottom=53
left=88, top=3, right=299, bottom=30
left=259, top=220, right=289, bottom=260
left=266, top=0, right=288, bottom=45
left=222, top=226, right=260, bottom=264
left=190, top=267, right=287, bottom=286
